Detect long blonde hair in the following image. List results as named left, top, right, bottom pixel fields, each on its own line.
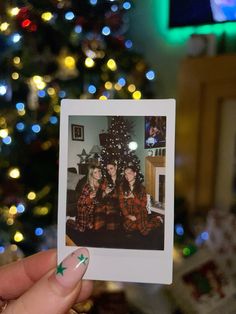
left=87, top=165, right=101, bottom=189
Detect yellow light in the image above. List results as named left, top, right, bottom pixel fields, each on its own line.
left=53, top=105, right=60, bottom=113
left=85, top=57, right=95, bottom=68
left=38, top=81, right=46, bottom=90
left=114, top=83, right=122, bottom=91
left=0, top=129, right=8, bottom=138
left=33, top=75, right=43, bottom=84
left=64, top=56, right=76, bottom=69
left=12, top=72, right=19, bottom=80
left=34, top=206, right=49, bottom=215
left=8, top=168, right=20, bottom=179
left=10, top=244, right=18, bottom=251
left=105, top=81, right=113, bottom=90
left=132, top=90, right=142, bottom=99
left=13, top=56, right=21, bottom=65
left=0, top=117, right=6, bottom=126
left=9, top=206, right=17, bottom=215
left=128, top=84, right=136, bottom=93
left=41, top=141, right=52, bottom=150
left=14, top=231, right=24, bottom=242
left=27, top=191, right=36, bottom=200
left=99, top=95, right=107, bottom=100
left=7, top=218, right=14, bottom=225
left=10, top=7, right=20, bottom=16
left=47, top=87, right=55, bottom=96
left=18, top=109, right=25, bottom=116
left=41, top=12, right=53, bottom=21
left=107, top=59, right=117, bottom=71
left=0, top=22, right=9, bottom=32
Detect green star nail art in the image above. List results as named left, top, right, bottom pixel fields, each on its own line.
left=78, top=254, right=88, bottom=265
left=56, top=262, right=67, bottom=276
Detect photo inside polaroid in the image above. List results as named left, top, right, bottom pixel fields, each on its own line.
left=66, top=115, right=166, bottom=251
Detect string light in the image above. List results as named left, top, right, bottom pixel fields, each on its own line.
left=17, top=203, right=25, bottom=213
left=132, top=90, right=141, bottom=99
left=41, top=12, right=53, bottom=22
left=12, top=72, right=19, bottom=80
left=0, top=22, right=9, bottom=32
left=14, top=231, right=24, bottom=242
left=64, top=56, right=76, bottom=69
left=32, top=124, right=41, bottom=133
left=105, top=81, right=113, bottom=89
left=128, top=84, right=136, bottom=93
left=99, top=95, right=107, bottom=100
left=8, top=168, right=20, bottom=179
left=3, top=136, right=12, bottom=145
left=9, top=7, right=20, bottom=16
left=146, top=70, right=155, bottom=80
left=9, top=206, right=17, bottom=215
left=16, top=122, right=25, bottom=131
left=65, top=11, right=75, bottom=20
left=35, top=227, right=44, bottom=236
left=27, top=191, right=36, bottom=200
left=107, top=59, right=117, bottom=71
left=13, top=56, right=21, bottom=65
left=0, top=129, right=8, bottom=138
left=102, top=26, right=111, bottom=36
left=88, top=84, right=96, bottom=94
left=85, top=57, right=95, bottom=68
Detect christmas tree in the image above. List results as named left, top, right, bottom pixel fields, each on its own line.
left=100, top=116, right=143, bottom=182
left=0, top=0, right=156, bottom=256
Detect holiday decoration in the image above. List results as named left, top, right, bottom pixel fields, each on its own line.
left=0, top=1, right=156, bottom=256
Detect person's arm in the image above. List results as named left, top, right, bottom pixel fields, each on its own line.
left=0, top=248, right=92, bottom=314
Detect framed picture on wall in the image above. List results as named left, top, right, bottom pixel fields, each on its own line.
left=71, top=124, right=84, bottom=141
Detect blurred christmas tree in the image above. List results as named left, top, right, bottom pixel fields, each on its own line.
left=100, top=116, right=143, bottom=182
left=0, top=0, right=156, bottom=256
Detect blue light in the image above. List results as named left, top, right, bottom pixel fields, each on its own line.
left=111, top=4, right=118, bottom=12
left=38, top=90, right=46, bottom=98
left=123, top=1, right=131, bottom=10
left=200, top=231, right=209, bottom=241
left=35, top=228, right=44, bottom=236
left=12, top=33, right=21, bottom=43
left=3, top=136, right=12, bottom=145
left=32, top=124, right=41, bottom=133
left=90, top=0, right=97, bottom=5
left=146, top=70, right=155, bottom=80
left=65, top=11, right=75, bottom=20
left=59, top=90, right=66, bottom=98
left=16, top=122, right=25, bottom=131
left=102, top=26, right=111, bottom=36
left=17, top=203, right=25, bottom=213
left=88, top=84, right=96, bottom=94
left=0, top=84, right=7, bottom=96
left=0, top=246, right=5, bottom=254
left=125, top=39, right=133, bottom=49
left=175, top=224, right=184, bottom=236
left=16, top=102, right=24, bottom=111
left=74, top=25, right=82, bottom=33
left=118, top=77, right=126, bottom=86
left=50, top=116, right=58, bottom=124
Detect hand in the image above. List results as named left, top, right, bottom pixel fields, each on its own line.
left=105, top=187, right=113, bottom=195
left=124, top=192, right=134, bottom=199
left=89, top=191, right=96, bottom=199
left=127, top=215, right=136, bottom=221
left=0, top=248, right=93, bottom=314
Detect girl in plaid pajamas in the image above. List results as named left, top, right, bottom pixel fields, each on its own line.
left=77, top=165, right=103, bottom=232
left=119, top=166, right=161, bottom=236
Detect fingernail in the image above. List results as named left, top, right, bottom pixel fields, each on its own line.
left=54, top=248, right=89, bottom=289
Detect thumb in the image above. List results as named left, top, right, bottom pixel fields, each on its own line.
left=6, top=248, right=89, bottom=314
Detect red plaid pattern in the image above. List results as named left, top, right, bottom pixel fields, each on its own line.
left=119, top=185, right=160, bottom=236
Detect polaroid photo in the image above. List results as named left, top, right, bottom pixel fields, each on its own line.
left=169, top=249, right=236, bottom=314
left=57, top=99, right=175, bottom=284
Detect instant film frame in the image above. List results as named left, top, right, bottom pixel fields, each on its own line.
left=58, top=99, right=175, bottom=284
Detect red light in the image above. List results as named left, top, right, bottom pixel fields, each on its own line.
left=21, top=19, right=31, bottom=28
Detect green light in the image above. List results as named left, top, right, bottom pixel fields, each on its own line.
left=183, top=247, right=191, bottom=256
left=153, top=0, right=236, bottom=44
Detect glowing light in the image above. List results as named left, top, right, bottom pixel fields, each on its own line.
left=99, top=95, right=107, bottom=100
left=132, top=91, right=141, bottom=99
left=0, top=84, right=7, bottom=96
left=90, top=0, right=97, bottom=5
left=34, top=206, right=49, bottom=215
left=16, top=102, right=24, bottom=111
left=200, top=231, right=209, bottom=241
left=7, top=218, right=14, bottom=225
left=114, top=83, right=122, bottom=91
left=59, top=90, right=66, bottom=98
left=146, top=70, right=155, bottom=80
left=53, top=104, right=60, bottom=113
left=105, top=81, right=113, bottom=90
left=27, top=191, right=36, bottom=200
left=8, top=168, right=20, bottom=179
left=0, top=246, right=5, bottom=254
left=183, top=247, right=191, bottom=256
left=12, top=33, right=21, bottom=43
left=41, top=141, right=52, bottom=150
left=65, top=11, right=75, bottom=20
left=17, top=203, right=25, bottom=213
left=41, top=12, right=53, bottom=21
left=13, top=56, right=21, bottom=65
left=10, top=244, right=18, bottom=251
left=0, top=22, right=9, bottom=31
left=49, top=116, right=58, bottom=124
left=111, top=4, right=118, bottom=12
left=21, top=19, right=31, bottom=28
left=14, top=231, right=24, bottom=242
left=107, top=59, right=117, bottom=71
left=38, top=90, right=46, bottom=98
left=74, top=25, right=82, bottom=33
left=118, top=77, right=126, bottom=86
left=16, top=122, right=25, bottom=131
left=175, top=224, right=184, bottom=236
left=88, top=84, right=96, bottom=94
left=102, top=26, right=111, bottom=36
left=32, top=124, right=41, bottom=133
left=47, top=87, right=55, bottom=95
left=9, top=206, right=17, bottom=215
left=128, top=141, right=138, bottom=150
left=64, top=56, right=76, bottom=69
left=10, top=7, right=20, bottom=16
left=18, top=109, right=25, bottom=116
left=3, top=136, right=12, bottom=145
left=35, top=227, right=44, bottom=236
left=85, top=57, right=95, bottom=68
left=123, top=1, right=131, bottom=10
left=12, top=72, right=19, bottom=80
left=32, top=76, right=46, bottom=90
left=128, top=84, right=136, bottom=93
left=125, top=39, right=133, bottom=49
left=0, top=129, right=8, bottom=138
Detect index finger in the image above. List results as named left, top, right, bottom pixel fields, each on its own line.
left=0, top=249, right=56, bottom=299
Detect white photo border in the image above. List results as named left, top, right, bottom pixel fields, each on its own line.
left=58, top=99, right=175, bottom=284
